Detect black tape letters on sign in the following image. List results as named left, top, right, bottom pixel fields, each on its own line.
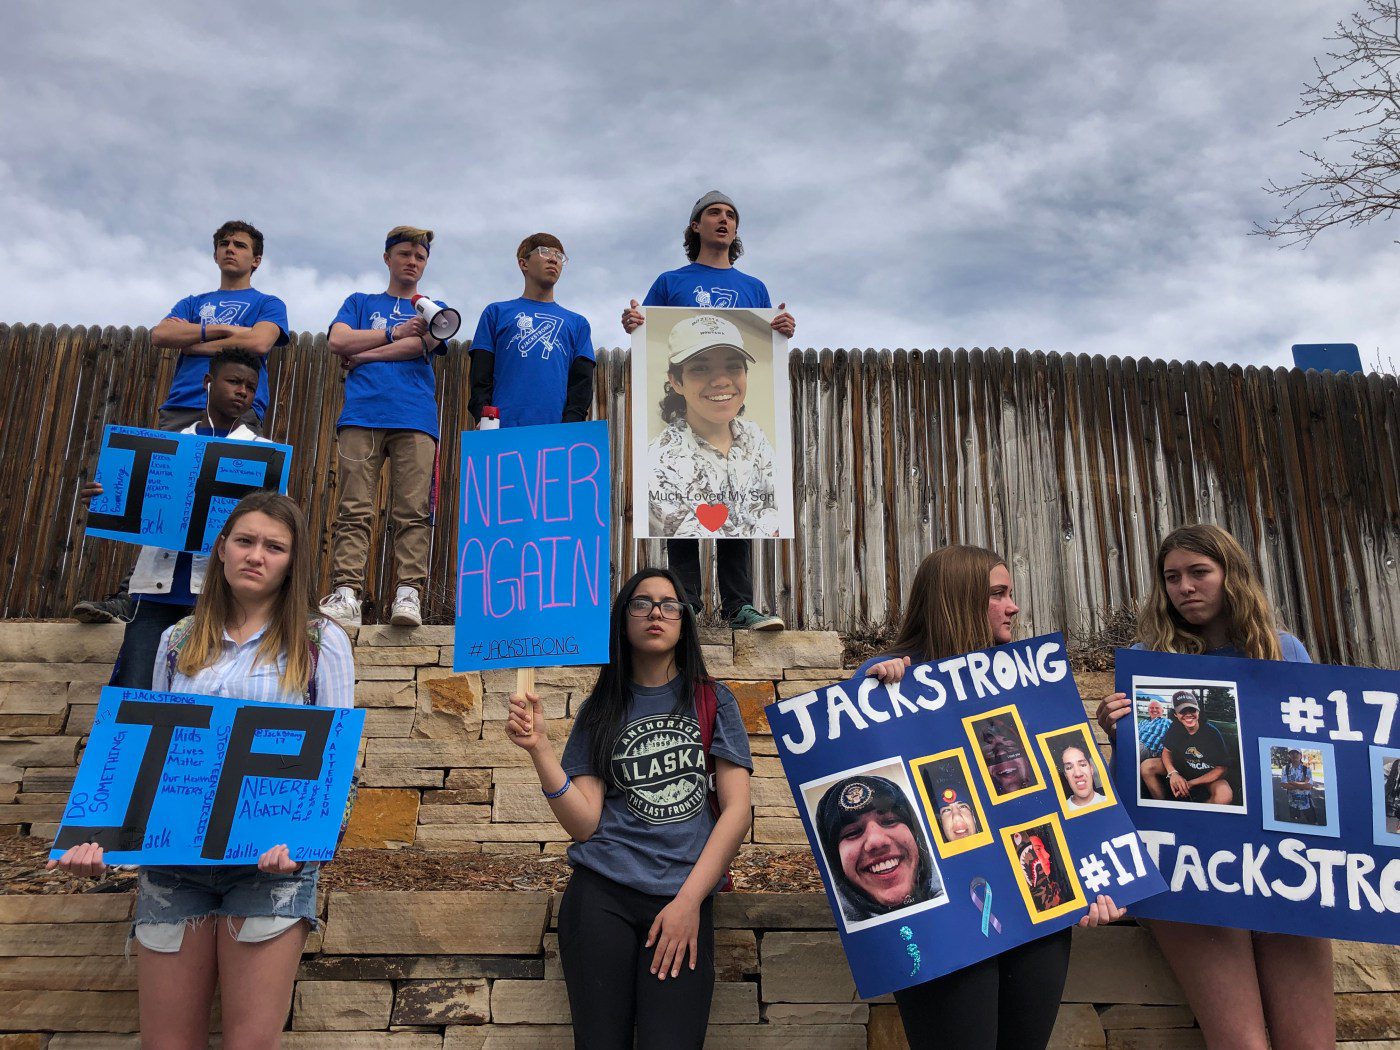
left=84, top=432, right=180, bottom=535
left=185, top=443, right=289, bottom=550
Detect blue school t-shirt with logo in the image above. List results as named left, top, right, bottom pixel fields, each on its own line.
left=470, top=298, right=594, bottom=428
left=642, top=262, right=772, bottom=310
left=561, top=677, right=752, bottom=896
left=331, top=292, right=448, bottom=439
left=160, top=289, right=289, bottom=420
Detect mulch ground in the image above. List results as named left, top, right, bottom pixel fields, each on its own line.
left=0, top=835, right=823, bottom=896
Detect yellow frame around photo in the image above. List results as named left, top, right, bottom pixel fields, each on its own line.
left=910, top=748, right=994, bottom=858
left=1035, top=724, right=1117, bottom=819
left=999, top=813, right=1087, bottom=924
left=963, top=704, right=1046, bottom=804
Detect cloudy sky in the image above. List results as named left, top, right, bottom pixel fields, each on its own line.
left=4, top=0, right=1396, bottom=368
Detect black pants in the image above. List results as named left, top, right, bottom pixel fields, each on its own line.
left=558, top=865, right=715, bottom=1050
left=111, top=599, right=191, bottom=689
left=666, top=538, right=752, bottom=620
left=892, top=927, right=1072, bottom=1050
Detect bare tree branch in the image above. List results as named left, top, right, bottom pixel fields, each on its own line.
left=1255, top=0, right=1400, bottom=246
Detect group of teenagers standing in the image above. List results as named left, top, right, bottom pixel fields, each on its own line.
left=48, top=191, right=1336, bottom=1049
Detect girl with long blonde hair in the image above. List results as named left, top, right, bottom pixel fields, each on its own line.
left=50, top=492, right=355, bottom=1049
left=863, top=545, right=1122, bottom=1050
left=1097, top=523, right=1331, bottom=1049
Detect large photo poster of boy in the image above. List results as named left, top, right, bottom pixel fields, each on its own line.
left=630, top=306, right=794, bottom=539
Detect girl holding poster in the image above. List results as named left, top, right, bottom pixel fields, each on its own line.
left=861, top=545, right=1123, bottom=1050
left=506, top=567, right=753, bottom=1049
left=49, top=492, right=355, bottom=1048
left=1096, top=524, right=1334, bottom=1048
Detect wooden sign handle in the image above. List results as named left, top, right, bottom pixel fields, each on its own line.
left=516, top=668, right=536, bottom=732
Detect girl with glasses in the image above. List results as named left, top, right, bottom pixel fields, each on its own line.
left=1096, top=523, right=1333, bottom=1048
left=506, top=567, right=753, bottom=1049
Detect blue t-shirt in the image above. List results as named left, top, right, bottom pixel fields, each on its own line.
left=469, top=298, right=594, bottom=428
left=1129, top=632, right=1311, bottom=664
left=331, top=293, right=448, bottom=439
left=642, top=262, right=772, bottom=310
left=161, top=289, right=289, bottom=420
left=143, top=425, right=229, bottom=607
left=561, top=677, right=752, bottom=896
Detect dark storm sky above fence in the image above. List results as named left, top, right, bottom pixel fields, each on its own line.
left=2, top=0, right=1396, bottom=367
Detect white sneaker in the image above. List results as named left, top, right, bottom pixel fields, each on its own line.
left=318, top=587, right=362, bottom=628
left=390, top=586, right=422, bottom=627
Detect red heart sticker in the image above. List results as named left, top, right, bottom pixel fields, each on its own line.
left=695, top=503, right=729, bottom=532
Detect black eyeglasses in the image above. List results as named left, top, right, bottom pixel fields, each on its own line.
left=626, top=597, right=686, bottom=619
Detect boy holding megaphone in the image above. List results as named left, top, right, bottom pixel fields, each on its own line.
left=321, top=225, right=453, bottom=629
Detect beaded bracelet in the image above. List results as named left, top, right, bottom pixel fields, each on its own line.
left=543, top=776, right=571, bottom=800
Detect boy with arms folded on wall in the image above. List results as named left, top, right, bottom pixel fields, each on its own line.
left=468, top=233, right=595, bottom=428
left=621, top=191, right=793, bottom=631
left=319, top=226, right=448, bottom=630
left=72, top=220, right=289, bottom=623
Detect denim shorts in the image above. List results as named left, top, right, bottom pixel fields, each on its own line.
left=134, top=864, right=320, bottom=951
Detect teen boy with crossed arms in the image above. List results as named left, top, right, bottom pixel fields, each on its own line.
left=622, top=190, right=794, bottom=631
left=72, top=220, right=288, bottom=623
left=319, top=226, right=447, bottom=629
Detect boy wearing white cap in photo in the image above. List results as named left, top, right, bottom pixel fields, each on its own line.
left=622, top=191, right=794, bottom=631
left=648, top=313, right=780, bottom=541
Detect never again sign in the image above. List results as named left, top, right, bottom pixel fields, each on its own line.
left=51, top=687, right=363, bottom=865
left=453, top=420, right=610, bottom=671
left=86, top=425, right=292, bottom=554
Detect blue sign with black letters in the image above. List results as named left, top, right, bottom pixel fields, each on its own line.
left=765, top=632, right=1166, bottom=999
left=1115, top=649, right=1400, bottom=943
left=453, top=420, right=610, bottom=671
left=86, top=424, right=292, bottom=554
left=50, top=686, right=363, bottom=865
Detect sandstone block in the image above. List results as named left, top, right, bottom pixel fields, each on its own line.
left=425, top=787, right=493, bottom=806
left=353, top=664, right=418, bottom=681
left=415, top=824, right=567, bottom=847
left=698, top=628, right=734, bottom=646
left=444, top=769, right=493, bottom=793
left=415, top=668, right=484, bottom=740
left=342, top=788, right=420, bottom=848
left=490, top=979, right=570, bottom=1024
left=0, top=712, right=64, bottom=734
left=724, top=679, right=778, bottom=735
left=0, top=682, right=69, bottom=712
left=291, top=979, right=393, bottom=1031
left=0, top=738, right=79, bottom=769
left=733, top=630, right=843, bottom=670
left=0, top=989, right=138, bottom=1032
left=443, top=1026, right=573, bottom=1049
left=0, top=1034, right=49, bottom=1050
left=1338, top=992, right=1400, bottom=1040
left=715, top=893, right=832, bottom=929
left=391, top=978, right=490, bottom=1025
left=492, top=782, right=556, bottom=824
left=356, top=646, right=441, bottom=667
left=355, top=681, right=418, bottom=708
left=764, top=1002, right=869, bottom=1024
left=0, top=955, right=136, bottom=991
left=761, top=931, right=856, bottom=1002
left=483, top=843, right=542, bottom=856
left=1048, top=1002, right=1107, bottom=1048
left=358, top=625, right=456, bottom=646
left=0, top=922, right=129, bottom=957
left=300, top=955, right=540, bottom=982
left=0, top=663, right=112, bottom=683
left=1099, top=1006, right=1195, bottom=1030
left=750, top=778, right=796, bottom=809
left=0, top=624, right=124, bottom=663
left=21, top=767, right=76, bottom=792
left=364, top=708, right=417, bottom=737
left=279, top=1036, right=444, bottom=1049
left=715, top=928, right=758, bottom=981
left=702, top=1024, right=864, bottom=1048
left=752, top=816, right=808, bottom=844
left=322, top=891, right=549, bottom=955
left=866, top=1003, right=908, bottom=1050
left=1105, top=1032, right=1205, bottom=1049
left=708, top=982, right=760, bottom=1023
left=484, top=666, right=600, bottom=693
left=1063, top=926, right=1186, bottom=1005
left=0, top=893, right=133, bottom=924
left=417, top=804, right=492, bottom=824
left=481, top=688, right=567, bottom=723
left=357, top=767, right=446, bottom=788
left=1334, top=939, right=1400, bottom=992
left=65, top=705, right=97, bottom=735
left=781, top=666, right=852, bottom=681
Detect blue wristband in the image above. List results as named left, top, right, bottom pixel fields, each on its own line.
left=200, top=318, right=207, bottom=341
left=385, top=324, right=395, bottom=343
left=543, top=776, right=571, bottom=800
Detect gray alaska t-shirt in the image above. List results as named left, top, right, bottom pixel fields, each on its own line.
left=561, top=677, right=752, bottom=896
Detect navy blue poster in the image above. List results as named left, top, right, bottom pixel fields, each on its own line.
left=1116, top=649, right=1400, bottom=943
left=765, top=632, right=1166, bottom=998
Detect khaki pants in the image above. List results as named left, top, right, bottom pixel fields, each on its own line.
left=330, top=427, right=436, bottom=593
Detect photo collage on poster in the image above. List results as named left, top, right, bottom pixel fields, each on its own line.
left=1130, top=673, right=1400, bottom=848
left=802, top=701, right=1115, bottom=933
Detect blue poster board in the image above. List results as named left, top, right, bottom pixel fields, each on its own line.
left=1115, top=649, right=1400, bottom=943
left=50, top=686, right=363, bottom=865
left=453, top=420, right=610, bottom=672
left=765, top=633, right=1166, bottom=999
left=86, top=425, right=292, bottom=554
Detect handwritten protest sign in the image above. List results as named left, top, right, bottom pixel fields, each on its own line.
left=86, top=425, right=292, bottom=554
left=1116, top=649, right=1400, bottom=943
left=765, top=633, right=1166, bottom=999
left=50, top=686, right=363, bottom=865
left=454, top=420, right=610, bottom=672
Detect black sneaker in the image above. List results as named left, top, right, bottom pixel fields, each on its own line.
left=71, top=593, right=135, bottom=624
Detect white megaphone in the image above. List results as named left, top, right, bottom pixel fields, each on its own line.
left=412, top=294, right=462, bottom=341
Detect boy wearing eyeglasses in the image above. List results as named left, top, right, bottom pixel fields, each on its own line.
left=468, top=233, right=596, bottom=428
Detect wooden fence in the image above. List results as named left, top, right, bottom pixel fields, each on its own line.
left=1, top=322, right=1396, bottom=666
